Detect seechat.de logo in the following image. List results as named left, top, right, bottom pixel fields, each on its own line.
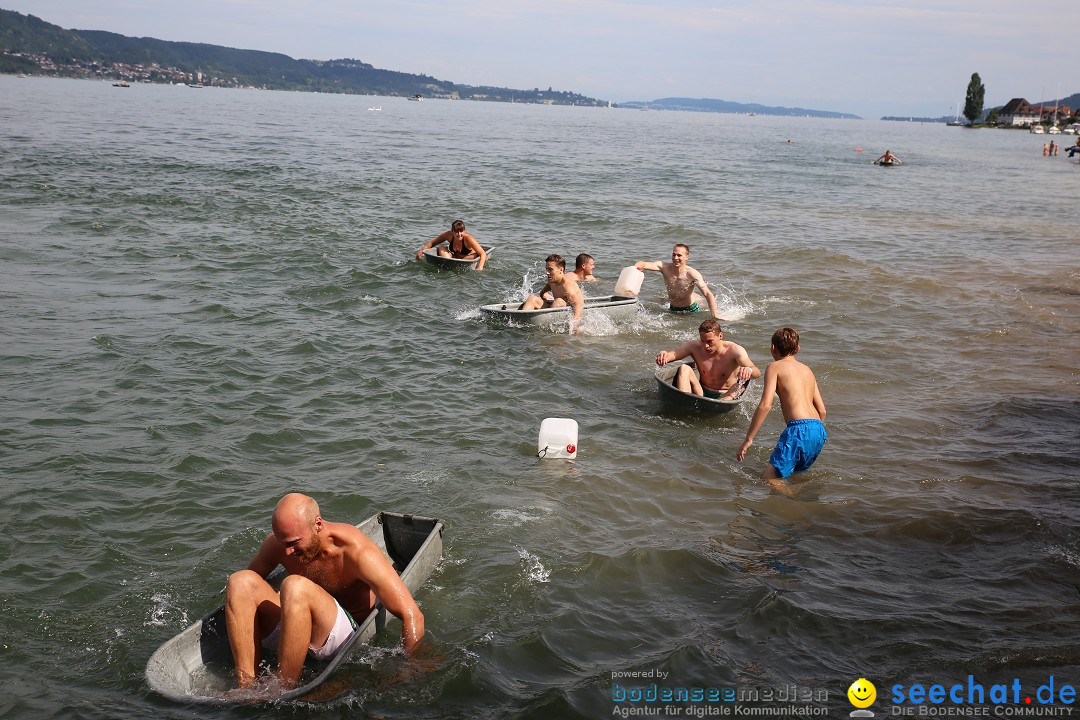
left=847, top=678, right=877, bottom=718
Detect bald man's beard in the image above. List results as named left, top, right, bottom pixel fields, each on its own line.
left=293, top=533, right=324, bottom=563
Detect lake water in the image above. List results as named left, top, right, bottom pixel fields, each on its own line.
left=1, top=75, right=1078, bottom=719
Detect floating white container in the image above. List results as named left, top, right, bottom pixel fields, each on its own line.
left=538, top=418, right=578, bottom=459
left=614, top=266, right=644, bottom=297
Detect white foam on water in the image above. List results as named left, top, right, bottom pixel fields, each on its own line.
left=492, top=506, right=553, bottom=526
left=147, top=592, right=187, bottom=627
left=517, top=548, right=551, bottom=583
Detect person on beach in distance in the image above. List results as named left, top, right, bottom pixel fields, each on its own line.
left=520, top=254, right=584, bottom=335
left=655, top=318, right=760, bottom=399
left=415, top=219, right=487, bottom=271
left=736, top=327, right=827, bottom=497
left=224, top=493, right=424, bottom=689
left=635, top=243, right=722, bottom=318
left=568, top=253, right=598, bottom=282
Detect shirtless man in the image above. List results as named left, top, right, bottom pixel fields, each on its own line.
left=875, top=150, right=902, bottom=165
left=635, top=244, right=721, bottom=318
left=736, top=327, right=827, bottom=497
left=655, top=318, right=760, bottom=399
left=520, top=254, right=584, bottom=335
left=568, top=253, right=598, bottom=282
left=415, top=219, right=487, bottom=271
left=224, top=494, right=424, bottom=689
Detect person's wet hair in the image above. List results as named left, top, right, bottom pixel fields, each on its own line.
left=699, top=318, right=722, bottom=336
left=772, top=327, right=800, bottom=357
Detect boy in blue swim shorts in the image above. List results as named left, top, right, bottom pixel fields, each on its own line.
left=736, top=327, right=827, bottom=497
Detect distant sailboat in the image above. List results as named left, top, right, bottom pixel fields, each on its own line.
left=947, top=101, right=964, bottom=126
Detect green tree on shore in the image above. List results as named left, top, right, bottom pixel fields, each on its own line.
left=964, top=73, right=985, bottom=124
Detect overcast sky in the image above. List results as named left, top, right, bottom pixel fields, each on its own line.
left=5, top=1, right=1076, bottom=118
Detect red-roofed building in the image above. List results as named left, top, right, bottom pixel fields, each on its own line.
left=998, top=98, right=1040, bottom=126
left=999, top=98, right=1072, bottom=126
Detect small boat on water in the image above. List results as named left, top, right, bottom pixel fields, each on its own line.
left=480, top=294, right=639, bottom=327
left=654, top=361, right=752, bottom=415
left=407, top=95, right=423, bottom=102
left=145, top=511, right=444, bottom=705
left=421, top=245, right=494, bottom=270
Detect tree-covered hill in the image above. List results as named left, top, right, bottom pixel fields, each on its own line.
left=0, top=8, right=606, bottom=105
left=619, top=96, right=860, bottom=119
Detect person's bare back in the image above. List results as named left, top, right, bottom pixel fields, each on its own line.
left=770, top=356, right=825, bottom=423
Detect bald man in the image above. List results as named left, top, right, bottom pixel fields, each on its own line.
left=224, top=494, right=425, bottom=688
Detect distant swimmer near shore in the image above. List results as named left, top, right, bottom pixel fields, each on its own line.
left=416, top=219, right=487, bottom=271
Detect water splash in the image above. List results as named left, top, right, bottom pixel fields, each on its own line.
left=517, top=548, right=551, bottom=583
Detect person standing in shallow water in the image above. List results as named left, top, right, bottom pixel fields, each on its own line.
left=224, top=493, right=424, bottom=689
left=737, top=327, right=827, bottom=497
left=634, top=243, right=722, bottom=319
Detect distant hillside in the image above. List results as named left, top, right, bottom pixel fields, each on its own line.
left=1036, top=93, right=1080, bottom=110
left=0, top=8, right=606, bottom=105
left=619, top=97, right=860, bottom=119
left=881, top=115, right=957, bottom=123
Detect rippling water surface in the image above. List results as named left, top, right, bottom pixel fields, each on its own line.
left=1, top=76, right=1078, bottom=719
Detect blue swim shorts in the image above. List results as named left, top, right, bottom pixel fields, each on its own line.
left=768, top=418, right=827, bottom=479
left=669, top=302, right=699, bottom=313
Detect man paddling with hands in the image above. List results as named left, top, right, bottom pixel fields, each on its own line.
left=225, top=493, right=424, bottom=690
left=635, top=243, right=722, bottom=319
left=656, top=318, right=760, bottom=399
left=416, top=219, right=487, bottom=271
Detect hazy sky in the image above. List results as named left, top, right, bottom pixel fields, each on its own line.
left=5, top=1, right=1076, bottom=118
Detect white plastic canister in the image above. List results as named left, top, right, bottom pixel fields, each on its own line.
left=538, top=418, right=578, bottom=459
left=614, top=266, right=644, bottom=297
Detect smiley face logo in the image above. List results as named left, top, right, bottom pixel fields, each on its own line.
left=848, top=678, right=876, bottom=708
